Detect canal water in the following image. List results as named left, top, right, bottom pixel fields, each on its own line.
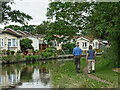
left=0, top=59, right=73, bottom=89
left=0, top=61, right=54, bottom=89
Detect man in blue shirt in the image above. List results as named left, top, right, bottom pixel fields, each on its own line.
left=86, top=45, right=96, bottom=74
left=73, top=44, right=82, bottom=73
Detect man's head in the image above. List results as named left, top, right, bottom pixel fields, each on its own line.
left=76, top=44, right=79, bottom=47
left=89, top=45, right=92, bottom=49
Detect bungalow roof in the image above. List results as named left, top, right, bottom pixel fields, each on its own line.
left=73, top=35, right=95, bottom=42
left=2, top=28, right=22, bottom=38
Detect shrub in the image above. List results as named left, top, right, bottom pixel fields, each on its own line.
left=26, top=55, right=40, bottom=60
left=94, top=49, right=103, bottom=52
left=11, top=51, right=15, bottom=55
left=6, top=50, right=10, bottom=55
left=15, top=53, right=22, bottom=61
left=41, top=47, right=57, bottom=58
left=62, top=43, right=76, bottom=54
left=17, top=50, right=22, bottom=53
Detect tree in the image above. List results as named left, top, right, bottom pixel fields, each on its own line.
left=33, top=21, right=49, bottom=35
left=1, top=1, right=32, bottom=24
left=4, top=25, right=36, bottom=33
left=46, top=2, right=91, bottom=44
left=47, top=2, right=91, bottom=33
left=21, top=25, right=36, bottom=33
left=85, top=2, right=120, bottom=67
left=20, top=38, right=34, bottom=52
left=85, top=2, right=120, bottom=39
left=44, top=20, right=77, bottom=45
left=4, top=25, right=21, bottom=30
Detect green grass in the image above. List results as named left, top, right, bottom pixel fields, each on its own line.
left=49, top=58, right=109, bottom=88
left=92, top=57, right=118, bottom=88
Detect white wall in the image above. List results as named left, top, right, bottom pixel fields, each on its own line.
left=0, top=33, right=20, bottom=52
left=76, top=37, right=100, bottom=51
left=92, top=39, right=99, bottom=49
left=27, top=37, right=39, bottom=50
left=76, top=39, right=90, bottom=51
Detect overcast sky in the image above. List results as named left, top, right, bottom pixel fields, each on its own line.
left=0, top=0, right=50, bottom=28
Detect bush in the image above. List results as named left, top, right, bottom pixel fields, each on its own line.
left=2, top=55, right=14, bottom=62
left=6, top=50, right=10, bottom=55
left=15, top=53, right=22, bottom=61
left=26, top=55, right=40, bottom=60
left=11, top=51, right=15, bottom=55
left=62, top=43, right=76, bottom=54
left=17, top=50, right=22, bottom=53
left=41, top=47, right=57, bottom=58
left=94, top=49, right=103, bottom=52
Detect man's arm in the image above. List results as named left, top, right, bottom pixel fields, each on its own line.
left=73, top=48, right=75, bottom=56
left=94, top=52, right=96, bottom=63
left=80, top=49, right=82, bottom=58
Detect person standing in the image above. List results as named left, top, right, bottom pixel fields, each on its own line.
left=86, top=45, right=96, bottom=74
left=73, top=44, right=82, bottom=73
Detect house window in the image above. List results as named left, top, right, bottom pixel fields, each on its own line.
left=55, top=41, right=59, bottom=47
left=95, top=42, right=98, bottom=48
left=8, top=39, right=11, bottom=47
left=16, top=39, right=18, bottom=46
left=12, top=39, right=15, bottom=46
left=8, top=39, right=18, bottom=47
left=93, top=43, right=94, bottom=47
left=82, top=42, right=87, bottom=47
left=0, top=39, right=3, bottom=47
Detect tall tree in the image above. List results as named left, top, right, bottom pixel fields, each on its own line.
left=4, top=25, right=36, bottom=33
left=33, top=21, right=50, bottom=35
left=46, top=2, right=91, bottom=44
left=85, top=2, right=120, bottom=39
left=1, top=1, right=32, bottom=24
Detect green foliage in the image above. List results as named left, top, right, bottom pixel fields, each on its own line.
left=20, top=38, right=34, bottom=52
left=41, top=47, right=57, bottom=58
left=85, top=2, right=120, bottom=39
left=4, top=25, right=36, bottom=33
left=93, top=49, right=103, bottom=52
left=93, top=57, right=118, bottom=87
left=11, top=51, right=15, bottom=55
left=17, top=50, right=22, bottom=53
left=33, top=21, right=49, bottom=35
left=26, top=55, right=40, bottom=60
left=2, top=55, right=14, bottom=61
left=62, top=43, right=76, bottom=54
left=2, top=2, right=32, bottom=24
left=15, top=53, right=22, bottom=61
left=6, top=50, right=10, bottom=55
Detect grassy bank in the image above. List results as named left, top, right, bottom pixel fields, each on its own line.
left=49, top=57, right=109, bottom=88
left=92, top=58, right=118, bottom=88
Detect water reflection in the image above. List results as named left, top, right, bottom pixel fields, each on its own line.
left=0, top=61, right=51, bottom=89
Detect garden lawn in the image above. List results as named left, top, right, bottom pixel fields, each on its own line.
left=49, top=58, right=109, bottom=88
left=92, top=58, right=118, bottom=88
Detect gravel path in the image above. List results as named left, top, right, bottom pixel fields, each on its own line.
left=83, top=66, right=112, bottom=85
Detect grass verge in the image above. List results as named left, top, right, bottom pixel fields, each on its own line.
left=49, top=58, right=109, bottom=88
left=92, top=57, right=118, bottom=88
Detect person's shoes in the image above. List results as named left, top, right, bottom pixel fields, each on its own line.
left=77, top=70, right=80, bottom=73
left=78, top=68, right=80, bottom=70
left=93, top=70, right=95, bottom=73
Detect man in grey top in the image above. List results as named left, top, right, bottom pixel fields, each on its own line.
left=86, top=45, right=96, bottom=74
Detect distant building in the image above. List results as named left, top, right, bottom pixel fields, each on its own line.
left=72, top=35, right=99, bottom=51
left=0, top=28, right=22, bottom=52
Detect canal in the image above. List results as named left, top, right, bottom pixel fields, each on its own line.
left=0, top=59, right=73, bottom=89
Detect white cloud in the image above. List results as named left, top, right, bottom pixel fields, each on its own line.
left=0, top=0, right=50, bottom=28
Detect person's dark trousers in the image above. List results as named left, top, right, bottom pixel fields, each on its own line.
left=74, top=55, right=81, bottom=72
